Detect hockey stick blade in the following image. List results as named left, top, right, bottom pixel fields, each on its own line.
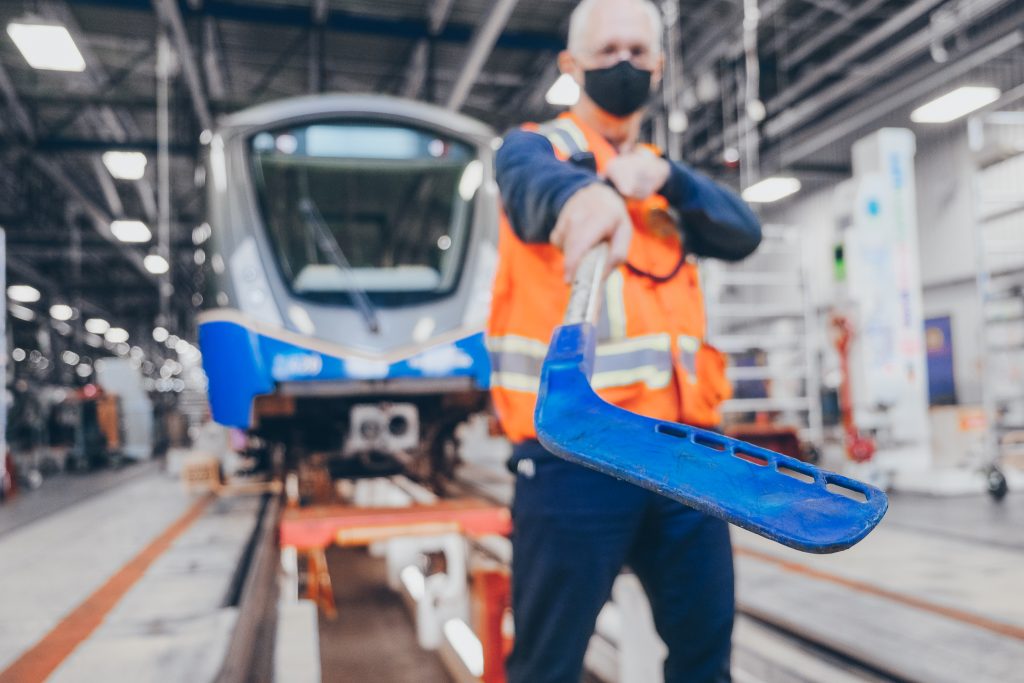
left=535, top=323, right=888, bottom=554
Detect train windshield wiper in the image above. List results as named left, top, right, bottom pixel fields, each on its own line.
left=297, top=196, right=381, bottom=334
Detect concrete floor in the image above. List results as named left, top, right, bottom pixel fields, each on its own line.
left=0, top=464, right=264, bottom=683
left=457, top=426, right=1024, bottom=683
left=881, top=490, right=1024, bottom=550
left=0, top=469, right=196, bottom=673
left=0, top=460, right=158, bottom=537
left=734, top=520, right=1024, bottom=683
left=5, top=434, right=1021, bottom=682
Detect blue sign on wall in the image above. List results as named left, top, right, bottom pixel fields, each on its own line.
left=925, top=316, right=956, bottom=406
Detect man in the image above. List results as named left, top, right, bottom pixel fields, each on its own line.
left=487, top=1, right=762, bottom=681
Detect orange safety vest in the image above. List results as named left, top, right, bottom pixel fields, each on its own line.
left=488, top=112, right=732, bottom=444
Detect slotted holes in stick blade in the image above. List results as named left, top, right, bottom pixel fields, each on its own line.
left=778, top=464, right=815, bottom=484
left=655, top=423, right=690, bottom=439
left=658, top=422, right=771, bottom=467
left=826, top=481, right=868, bottom=503
left=733, top=448, right=768, bottom=467
left=693, top=433, right=727, bottom=452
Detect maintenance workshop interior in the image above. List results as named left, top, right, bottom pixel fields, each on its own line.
left=0, top=1, right=1022, bottom=682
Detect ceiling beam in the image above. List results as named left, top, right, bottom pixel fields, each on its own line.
left=799, top=0, right=852, bottom=17
left=687, top=0, right=1016, bottom=167
left=0, top=58, right=160, bottom=286
left=70, top=0, right=562, bottom=52
left=767, top=0, right=948, bottom=115
left=447, top=0, right=519, bottom=111
left=202, top=17, right=229, bottom=99
left=134, top=178, right=160, bottom=223
left=781, top=0, right=889, bottom=68
left=43, top=2, right=166, bottom=234
left=0, top=65, right=36, bottom=142
left=90, top=156, right=126, bottom=216
left=17, top=89, right=247, bottom=112
left=401, top=0, right=456, bottom=99
left=307, top=0, right=329, bottom=94
left=153, top=0, right=215, bottom=131
left=33, top=157, right=160, bottom=285
left=777, top=28, right=1024, bottom=167
left=17, top=137, right=195, bottom=156
left=765, top=0, right=1016, bottom=137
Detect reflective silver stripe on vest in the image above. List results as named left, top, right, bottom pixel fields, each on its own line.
left=677, top=335, right=700, bottom=383
left=536, top=119, right=588, bottom=159
left=604, top=268, right=627, bottom=340
left=488, top=333, right=672, bottom=393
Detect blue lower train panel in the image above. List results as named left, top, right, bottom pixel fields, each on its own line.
left=198, top=318, right=491, bottom=429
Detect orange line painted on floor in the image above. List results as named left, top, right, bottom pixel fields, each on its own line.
left=0, top=495, right=213, bottom=683
left=736, top=545, right=1024, bottom=642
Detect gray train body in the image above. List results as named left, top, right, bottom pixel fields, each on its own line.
left=197, top=94, right=500, bottom=478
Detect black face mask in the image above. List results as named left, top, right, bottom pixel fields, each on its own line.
left=583, top=60, right=653, bottom=117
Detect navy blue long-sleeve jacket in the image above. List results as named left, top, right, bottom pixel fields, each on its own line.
left=495, top=129, right=761, bottom=261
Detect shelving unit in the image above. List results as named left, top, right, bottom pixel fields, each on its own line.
left=970, top=112, right=1024, bottom=468
left=702, top=224, right=824, bottom=446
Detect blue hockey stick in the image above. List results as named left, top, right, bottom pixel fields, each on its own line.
left=534, top=244, right=887, bottom=553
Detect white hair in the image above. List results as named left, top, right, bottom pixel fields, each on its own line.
left=567, top=0, right=664, bottom=56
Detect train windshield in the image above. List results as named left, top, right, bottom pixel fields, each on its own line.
left=250, top=121, right=479, bottom=305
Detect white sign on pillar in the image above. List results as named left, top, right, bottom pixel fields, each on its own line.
left=841, top=128, right=931, bottom=457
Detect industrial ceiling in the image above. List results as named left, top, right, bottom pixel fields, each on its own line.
left=0, top=0, right=1022, bottom=379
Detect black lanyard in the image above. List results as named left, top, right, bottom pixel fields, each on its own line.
left=571, top=155, right=687, bottom=284
left=625, top=250, right=687, bottom=283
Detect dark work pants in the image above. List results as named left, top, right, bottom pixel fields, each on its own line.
left=506, top=440, right=735, bottom=683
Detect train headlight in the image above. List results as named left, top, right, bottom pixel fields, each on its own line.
left=345, top=403, right=419, bottom=457
left=359, top=419, right=383, bottom=441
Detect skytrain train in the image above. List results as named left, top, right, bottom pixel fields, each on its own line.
left=197, top=95, right=499, bottom=480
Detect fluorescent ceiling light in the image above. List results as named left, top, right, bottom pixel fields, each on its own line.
left=7, top=284, right=41, bottom=303
left=9, top=304, right=35, bottom=321
left=105, top=327, right=129, bottom=344
left=192, top=223, right=212, bottom=245
left=102, top=151, right=147, bottom=180
left=742, top=176, right=802, bottom=203
left=6, top=22, right=86, bottom=72
left=546, top=73, right=580, bottom=107
left=144, top=254, right=169, bottom=274
left=911, top=86, right=1001, bottom=124
left=49, top=304, right=74, bottom=321
left=110, top=219, right=151, bottom=243
left=85, top=318, right=110, bottom=335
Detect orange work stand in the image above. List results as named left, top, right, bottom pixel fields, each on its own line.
left=279, top=498, right=512, bottom=618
